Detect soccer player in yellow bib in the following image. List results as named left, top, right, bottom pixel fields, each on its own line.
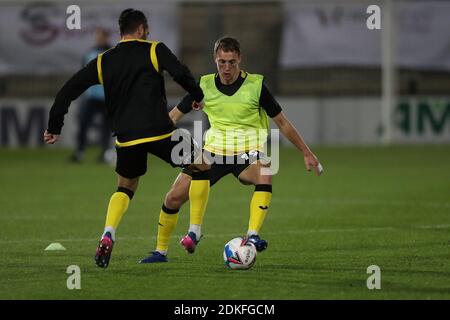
left=139, top=36, right=322, bottom=263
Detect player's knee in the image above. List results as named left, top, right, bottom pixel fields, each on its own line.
left=117, top=175, right=139, bottom=192
left=188, top=162, right=211, bottom=172
left=256, top=164, right=272, bottom=185
left=165, top=189, right=187, bottom=209
left=257, top=174, right=272, bottom=185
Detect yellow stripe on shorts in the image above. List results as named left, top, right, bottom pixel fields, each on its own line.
left=115, top=132, right=173, bottom=147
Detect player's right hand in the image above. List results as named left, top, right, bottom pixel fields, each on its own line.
left=192, top=100, right=205, bottom=111
left=43, top=130, right=60, bottom=144
left=304, top=151, right=323, bottom=176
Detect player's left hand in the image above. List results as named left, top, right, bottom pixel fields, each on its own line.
left=43, top=130, right=60, bottom=144
left=304, top=151, right=323, bottom=176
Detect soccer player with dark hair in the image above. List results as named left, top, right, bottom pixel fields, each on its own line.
left=139, top=36, right=322, bottom=262
left=44, top=8, right=211, bottom=268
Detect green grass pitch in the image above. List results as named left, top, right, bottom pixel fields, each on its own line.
left=0, top=145, right=449, bottom=299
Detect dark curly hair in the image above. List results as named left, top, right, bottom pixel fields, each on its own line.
left=118, top=8, right=148, bottom=35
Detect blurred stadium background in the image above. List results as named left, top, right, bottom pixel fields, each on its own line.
left=1, top=0, right=449, bottom=147
left=1, top=0, right=449, bottom=300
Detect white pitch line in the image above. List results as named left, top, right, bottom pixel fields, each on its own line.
left=416, top=224, right=450, bottom=229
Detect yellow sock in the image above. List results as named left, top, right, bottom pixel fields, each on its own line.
left=156, top=205, right=179, bottom=253
left=105, top=191, right=131, bottom=230
left=248, top=185, right=272, bottom=234
left=189, top=172, right=210, bottom=225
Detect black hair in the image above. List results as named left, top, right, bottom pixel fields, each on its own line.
left=118, top=8, right=148, bottom=35
left=214, top=36, right=241, bottom=56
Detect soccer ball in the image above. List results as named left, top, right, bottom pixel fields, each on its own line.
left=223, top=237, right=257, bottom=270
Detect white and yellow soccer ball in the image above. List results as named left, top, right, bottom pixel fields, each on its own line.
left=223, top=237, right=257, bottom=270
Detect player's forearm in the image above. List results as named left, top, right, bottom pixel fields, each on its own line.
left=169, top=107, right=184, bottom=125
left=48, top=87, right=84, bottom=133
left=47, top=85, right=78, bottom=134
left=48, top=63, right=98, bottom=134
left=170, top=64, right=204, bottom=102
left=157, top=43, right=204, bottom=102
left=279, top=120, right=312, bottom=155
left=47, top=102, right=68, bottom=134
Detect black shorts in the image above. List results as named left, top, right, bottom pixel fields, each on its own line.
left=115, top=135, right=199, bottom=179
left=183, top=150, right=265, bottom=186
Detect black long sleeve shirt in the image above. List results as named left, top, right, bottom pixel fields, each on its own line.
left=48, top=40, right=204, bottom=141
